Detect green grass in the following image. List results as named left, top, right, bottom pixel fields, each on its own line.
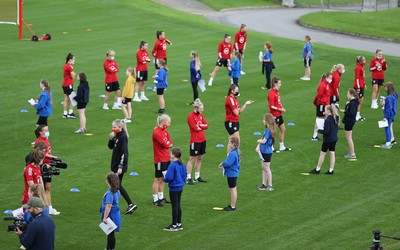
left=300, top=8, right=400, bottom=40
left=1, top=0, right=400, bottom=249
left=199, top=0, right=278, bottom=10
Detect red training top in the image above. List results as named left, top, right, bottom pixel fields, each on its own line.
left=234, top=31, right=247, bottom=51
left=136, top=49, right=151, bottom=72
left=369, top=57, right=387, bottom=80
left=313, top=79, right=331, bottom=106
left=22, top=164, right=42, bottom=204
left=187, top=111, right=208, bottom=143
left=354, top=64, right=365, bottom=89
left=103, top=59, right=119, bottom=84
left=35, top=137, right=52, bottom=164
left=330, top=71, right=341, bottom=98
left=218, top=41, right=232, bottom=60
left=62, top=63, right=74, bottom=87
left=268, top=88, right=283, bottom=117
left=152, top=127, right=173, bottom=163
left=152, top=38, right=171, bottom=59
left=225, top=95, right=240, bottom=122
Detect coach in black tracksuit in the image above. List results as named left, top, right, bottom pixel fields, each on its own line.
left=108, top=119, right=137, bottom=214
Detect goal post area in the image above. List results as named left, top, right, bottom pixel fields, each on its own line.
left=0, top=0, right=24, bottom=40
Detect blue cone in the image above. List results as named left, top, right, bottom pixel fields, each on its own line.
left=99, top=94, right=106, bottom=98
left=253, top=131, right=261, bottom=136
left=130, top=172, right=139, bottom=176
left=70, top=188, right=80, bottom=192
left=146, top=86, right=153, bottom=90
left=287, top=122, right=295, bottom=126
left=4, top=209, right=13, bottom=214
left=20, top=109, right=28, bottom=113
left=216, top=144, right=224, bottom=148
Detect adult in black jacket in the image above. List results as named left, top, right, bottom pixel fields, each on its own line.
left=74, top=72, right=90, bottom=134
left=341, top=88, right=359, bottom=159
left=108, top=119, right=137, bottom=214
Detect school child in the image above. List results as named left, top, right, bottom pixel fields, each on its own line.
left=31, top=79, right=52, bottom=126
left=153, top=59, right=168, bottom=114
left=230, top=51, right=242, bottom=88
left=381, top=83, right=396, bottom=149
left=341, top=88, right=359, bottom=159
left=74, top=72, right=89, bottom=134
left=121, top=68, right=136, bottom=123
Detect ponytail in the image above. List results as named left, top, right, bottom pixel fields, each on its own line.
left=171, top=148, right=183, bottom=164
left=40, top=79, right=52, bottom=104
left=229, top=136, right=241, bottom=162
left=191, top=50, right=201, bottom=71
left=65, top=53, right=74, bottom=64
left=139, top=40, right=147, bottom=49
left=265, top=41, right=273, bottom=54
left=35, top=125, right=46, bottom=138
left=106, top=172, right=120, bottom=193
left=113, top=119, right=129, bottom=138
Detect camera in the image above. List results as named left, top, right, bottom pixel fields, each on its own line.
left=4, top=217, right=28, bottom=232
left=40, top=158, right=68, bottom=179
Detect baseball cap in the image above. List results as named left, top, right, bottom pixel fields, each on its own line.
left=27, top=197, right=44, bottom=209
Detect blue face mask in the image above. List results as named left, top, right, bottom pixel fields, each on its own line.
left=44, top=131, right=50, bottom=138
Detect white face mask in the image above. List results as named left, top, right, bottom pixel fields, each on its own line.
left=377, top=56, right=382, bottom=59
left=110, top=56, right=115, bottom=60
left=44, top=131, right=50, bottom=138
left=326, top=79, right=332, bottom=83
left=341, top=69, right=345, bottom=74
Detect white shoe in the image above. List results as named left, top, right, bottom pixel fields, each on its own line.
left=208, top=80, right=213, bottom=86
left=241, top=70, right=246, bottom=75
left=50, top=208, right=60, bottom=215
left=20, top=245, right=26, bottom=250
left=132, top=97, right=142, bottom=102
left=140, top=96, right=149, bottom=101
left=371, top=103, right=379, bottom=109
left=112, top=105, right=122, bottom=110
left=102, top=106, right=109, bottom=110
left=300, top=77, right=310, bottom=81
left=123, top=118, right=132, bottom=123
left=153, top=87, right=157, bottom=92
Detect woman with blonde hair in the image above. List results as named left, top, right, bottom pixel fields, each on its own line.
left=189, top=51, right=202, bottom=104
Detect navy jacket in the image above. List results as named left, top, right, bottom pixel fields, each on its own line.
left=74, top=81, right=89, bottom=104
left=19, top=212, right=55, bottom=250
left=108, top=130, right=128, bottom=173
left=164, top=160, right=187, bottom=192
left=190, top=60, right=201, bottom=83
left=342, top=98, right=358, bottom=124
left=318, top=115, right=339, bottom=142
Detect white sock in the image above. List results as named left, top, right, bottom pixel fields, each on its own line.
left=187, top=174, right=191, bottom=180
left=316, top=167, right=321, bottom=171
left=113, top=102, right=118, bottom=107
left=313, top=131, right=318, bottom=138
left=391, top=137, right=395, bottom=142
left=279, top=142, right=285, bottom=150
left=209, top=78, right=213, bottom=83
left=140, top=91, right=145, bottom=97
left=49, top=205, right=53, bottom=210
left=195, top=172, right=200, bottom=180
left=356, top=112, right=360, bottom=117
left=153, top=194, right=158, bottom=202
left=68, top=109, right=73, bottom=114
left=329, top=168, right=334, bottom=172
left=103, top=103, right=108, bottom=108
left=63, top=111, right=68, bottom=115
left=134, top=92, right=139, bottom=99
left=158, top=192, right=164, bottom=200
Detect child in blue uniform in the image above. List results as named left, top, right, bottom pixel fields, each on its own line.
left=230, top=52, right=242, bottom=87
left=31, top=79, right=52, bottom=126
left=163, top=148, right=187, bottom=231
left=381, top=83, right=397, bottom=149
left=219, top=136, right=240, bottom=211
left=154, top=59, right=168, bottom=114
left=256, top=113, right=276, bottom=191
left=101, top=172, right=121, bottom=250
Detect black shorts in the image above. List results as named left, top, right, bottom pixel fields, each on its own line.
left=225, top=121, right=239, bottom=135
left=355, top=87, right=364, bottom=98
left=274, top=115, right=284, bottom=126
left=155, top=58, right=167, bottom=69
left=105, top=82, right=120, bottom=92
left=62, top=85, right=74, bottom=95
left=238, top=50, right=244, bottom=56
left=37, top=116, right=48, bottom=126
left=154, top=161, right=169, bottom=178
left=321, top=141, right=337, bottom=152
left=372, top=79, right=384, bottom=86
left=189, top=141, right=206, bottom=156
left=304, top=58, right=312, bottom=67
left=122, top=98, right=131, bottom=104
left=259, top=152, right=272, bottom=163
left=136, top=71, right=148, bottom=82
left=344, top=121, right=355, bottom=131
left=216, top=58, right=229, bottom=67
left=227, top=177, right=237, bottom=188
left=43, top=175, right=52, bottom=184
left=330, top=96, right=339, bottom=104
left=77, top=102, right=87, bottom=109
left=157, top=88, right=165, bottom=95
left=316, top=105, right=325, bottom=118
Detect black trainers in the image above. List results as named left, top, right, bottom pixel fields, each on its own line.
left=157, top=109, right=165, bottom=114
left=257, top=184, right=267, bottom=191
left=62, top=114, right=68, bottom=118
left=159, top=198, right=170, bottom=204
left=195, top=177, right=207, bottom=183
left=125, top=204, right=137, bottom=214
left=311, top=136, right=320, bottom=141
left=176, top=224, right=183, bottom=231
left=67, top=113, right=77, bottom=119
left=273, top=149, right=280, bottom=153
left=223, top=205, right=236, bottom=211
left=152, top=200, right=164, bottom=207
left=163, top=224, right=178, bottom=232
left=309, top=168, right=320, bottom=174
left=186, top=178, right=194, bottom=185
left=279, top=147, right=292, bottom=151
left=391, top=140, right=397, bottom=145
left=324, top=170, right=334, bottom=175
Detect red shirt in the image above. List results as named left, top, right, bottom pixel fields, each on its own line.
left=152, top=127, right=173, bottom=163
left=313, top=79, right=331, bottom=106
left=187, top=112, right=208, bottom=143
left=225, top=95, right=240, bottom=122
left=136, top=49, right=151, bottom=72
left=369, top=57, right=387, bottom=80
left=103, top=59, right=119, bottom=84
left=354, top=64, right=365, bottom=89
left=23, top=164, right=42, bottom=204
left=268, top=88, right=283, bottom=117
left=330, top=71, right=341, bottom=98
left=35, top=137, right=52, bottom=164
left=234, top=31, right=247, bottom=51
left=152, top=38, right=171, bottom=59
left=218, top=41, right=232, bottom=60
left=62, top=63, right=74, bottom=87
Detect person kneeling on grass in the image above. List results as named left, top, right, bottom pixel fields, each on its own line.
left=218, top=136, right=240, bottom=211
left=163, top=148, right=186, bottom=232
left=309, top=104, right=339, bottom=175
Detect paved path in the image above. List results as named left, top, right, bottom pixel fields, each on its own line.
left=154, top=0, right=400, bottom=57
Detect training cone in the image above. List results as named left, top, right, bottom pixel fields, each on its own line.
left=4, top=209, right=13, bottom=214
left=99, top=94, right=106, bottom=98
left=130, top=172, right=139, bottom=176
left=20, top=109, right=28, bottom=113
left=216, top=144, right=224, bottom=148
left=287, top=122, right=295, bottom=126
left=253, top=131, right=261, bottom=136
left=70, top=188, right=80, bottom=192
left=146, top=86, right=153, bottom=90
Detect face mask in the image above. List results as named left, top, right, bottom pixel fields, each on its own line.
left=326, top=79, right=332, bottom=83
left=163, top=124, right=169, bottom=129
left=110, top=56, right=115, bottom=60
left=70, top=61, right=75, bottom=65
left=112, top=129, right=121, bottom=134
left=44, top=132, right=50, bottom=138
left=377, top=56, right=382, bottom=59
left=341, top=69, right=345, bottom=74
left=234, top=92, right=240, bottom=96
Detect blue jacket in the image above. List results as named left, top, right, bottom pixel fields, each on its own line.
left=164, top=160, right=187, bottom=192
left=393, top=91, right=398, bottom=119
left=230, top=58, right=241, bottom=79
left=19, top=212, right=55, bottom=250
left=222, top=148, right=240, bottom=178
left=34, top=90, right=52, bottom=117
left=190, top=60, right=201, bottom=83
left=259, top=128, right=273, bottom=154
left=384, top=94, right=396, bottom=120
left=154, top=67, right=168, bottom=89
left=101, top=189, right=121, bottom=232
left=318, top=115, right=339, bottom=142
left=302, top=42, right=313, bottom=60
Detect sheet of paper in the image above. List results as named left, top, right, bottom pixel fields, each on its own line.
left=28, top=98, right=36, bottom=105
left=69, top=91, right=77, bottom=107
left=99, top=218, right=117, bottom=235
left=316, top=118, right=325, bottom=130
left=12, top=207, right=24, bottom=218
left=378, top=120, right=388, bottom=128
left=198, top=79, right=206, bottom=92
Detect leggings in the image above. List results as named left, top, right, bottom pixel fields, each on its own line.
left=169, top=190, right=182, bottom=225
left=117, top=173, right=133, bottom=205
left=191, top=81, right=199, bottom=101
left=107, top=230, right=116, bottom=249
